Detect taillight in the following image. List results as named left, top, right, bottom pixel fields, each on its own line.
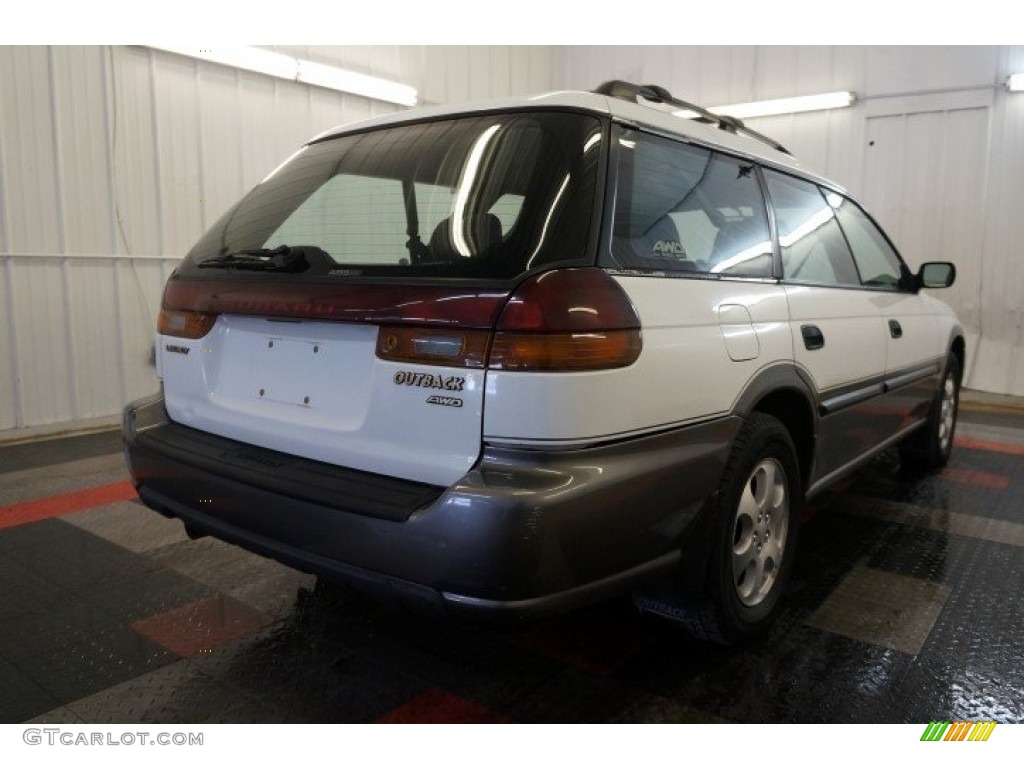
left=158, top=309, right=217, bottom=339
left=376, top=327, right=491, bottom=368
left=489, top=268, right=642, bottom=371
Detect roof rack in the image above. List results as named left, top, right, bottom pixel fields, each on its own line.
left=594, top=80, right=792, bottom=157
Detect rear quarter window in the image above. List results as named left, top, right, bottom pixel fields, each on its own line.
left=605, top=128, right=773, bottom=279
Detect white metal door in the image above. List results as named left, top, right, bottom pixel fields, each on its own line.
left=860, top=107, right=988, bottom=386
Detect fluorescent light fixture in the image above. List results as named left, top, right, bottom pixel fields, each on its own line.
left=1009, top=73, right=1024, bottom=92
left=296, top=59, right=417, bottom=106
left=674, top=91, right=855, bottom=120
left=148, top=45, right=417, bottom=107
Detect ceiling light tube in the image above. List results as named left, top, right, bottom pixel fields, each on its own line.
left=148, top=45, right=417, bottom=107
left=675, top=91, right=855, bottom=120
left=296, top=59, right=417, bottom=106
left=1009, top=73, right=1024, bottom=92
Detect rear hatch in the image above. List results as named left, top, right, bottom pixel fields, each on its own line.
left=157, top=111, right=603, bottom=486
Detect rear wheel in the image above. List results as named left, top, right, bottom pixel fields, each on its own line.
left=637, top=413, right=800, bottom=645
left=899, top=353, right=961, bottom=470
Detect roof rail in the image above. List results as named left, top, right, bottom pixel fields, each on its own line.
left=594, top=80, right=792, bottom=157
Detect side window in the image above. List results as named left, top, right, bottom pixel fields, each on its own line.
left=827, top=193, right=905, bottom=288
left=764, top=170, right=860, bottom=287
left=610, top=131, right=773, bottom=278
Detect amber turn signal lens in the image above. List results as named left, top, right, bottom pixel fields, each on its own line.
left=376, top=326, right=491, bottom=368
left=158, top=309, right=218, bottom=339
left=488, top=330, right=642, bottom=371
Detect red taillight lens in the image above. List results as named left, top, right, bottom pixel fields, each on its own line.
left=376, top=327, right=491, bottom=368
left=157, top=309, right=217, bottom=339
left=489, top=268, right=642, bottom=371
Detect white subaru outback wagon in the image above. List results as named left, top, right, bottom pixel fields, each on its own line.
left=123, top=81, right=964, bottom=643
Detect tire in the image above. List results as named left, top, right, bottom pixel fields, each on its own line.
left=637, top=413, right=801, bottom=645
left=899, top=353, right=961, bottom=470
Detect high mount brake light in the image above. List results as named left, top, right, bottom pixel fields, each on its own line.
left=160, top=278, right=507, bottom=328
left=489, top=269, right=642, bottom=372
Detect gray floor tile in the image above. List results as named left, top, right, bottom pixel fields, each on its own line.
left=847, top=495, right=1024, bottom=548
left=22, top=705, right=85, bottom=724
left=64, top=500, right=191, bottom=554
left=149, top=537, right=293, bottom=594
left=0, top=453, right=128, bottom=506
left=228, top=569, right=315, bottom=619
left=62, top=659, right=282, bottom=723
left=806, top=566, right=951, bottom=655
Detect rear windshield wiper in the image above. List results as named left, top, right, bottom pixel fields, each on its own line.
left=197, top=245, right=309, bottom=272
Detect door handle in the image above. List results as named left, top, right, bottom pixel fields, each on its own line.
left=888, top=319, right=903, bottom=339
left=801, top=324, right=825, bottom=350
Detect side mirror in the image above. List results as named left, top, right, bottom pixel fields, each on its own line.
left=918, top=262, right=956, bottom=290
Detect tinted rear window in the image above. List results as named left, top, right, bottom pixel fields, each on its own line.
left=185, top=112, right=603, bottom=281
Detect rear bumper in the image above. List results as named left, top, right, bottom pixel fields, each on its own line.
left=123, top=392, right=739, bottom=619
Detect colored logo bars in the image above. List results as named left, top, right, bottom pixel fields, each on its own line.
left=921, top=721, right=997, bottom=741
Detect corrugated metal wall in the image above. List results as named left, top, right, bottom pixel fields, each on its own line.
left=0, top=45, right=556, bottom=438
left=3, top=45, right=1021, bottom=440
left=560, top=46, right=1024, bottom=396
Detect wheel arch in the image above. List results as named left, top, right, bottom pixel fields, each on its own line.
left=731, top=363, right=817, bottom=496
left=950, top=334, right=966, bottom=381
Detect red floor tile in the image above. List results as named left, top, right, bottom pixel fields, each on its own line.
left=129, top=594, right=271, bottom=658
left=954, top=436, right=1024, bottom=457
left=942, top=467, right=1011, bottom=490
left=0, top=480, right=137, bottom=530
left=376, top=688, right=513, bottom=723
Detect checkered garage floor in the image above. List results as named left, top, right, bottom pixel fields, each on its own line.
left=2, top=392, right=1023, bottom=724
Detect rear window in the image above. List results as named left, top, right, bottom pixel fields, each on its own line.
left=185, top=112, right=603, bottom=280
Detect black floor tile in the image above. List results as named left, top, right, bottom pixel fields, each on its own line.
left=617, top=622, right=917, bottom=723
left=75, top=567, right=215, bottom=625
left=0, top=554, right=70, bottom=622
left=0, top=659, right=61, bottom=723
left=896, top=660, right=1024, bottom=724
left=850, top=449, right=1024, bottom=523
left=189, top=619, right=425, bottom=723
left=456, top=649, right=653, bottom=723
left=911, top=544, right=1024, bottom=690
left=0, top=601, right=176, bottom=707
left=0, top=429, right=122, bottom=474
left=0, top=519, right=162, bottom=591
